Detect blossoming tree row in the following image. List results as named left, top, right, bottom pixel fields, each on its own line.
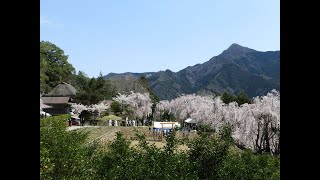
left=154, top=90, right=280, bottom=155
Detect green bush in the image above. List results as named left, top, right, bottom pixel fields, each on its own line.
left=188, top=131, right=229, bottom=179
left=40, top=115, right=97, bottom=179
left=40, top=114, right=70, bottom=128
left=91, top=130, right=197, bottom=179
left=40, top=119, right=280, bottom=179
left=219, top=123, right=234, bottom=145
left=96, top=119, right=108, bottom=126
left=197, top=124, right=215, bottom=136
left=218, top=150, right=280, bottom=180
left=111, top=101, right=121, bottom=113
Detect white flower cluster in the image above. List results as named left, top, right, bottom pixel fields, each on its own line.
left=154, top=90, right=280, bottom=154
left=113, top=91, right=152, bottom=119
left=71, top=100, right=111, bottom=116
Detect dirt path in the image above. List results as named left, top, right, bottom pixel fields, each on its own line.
left=67, top=125, right=100, bottom=131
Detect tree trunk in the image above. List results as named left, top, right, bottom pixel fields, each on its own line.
left=264, top=116, right=271, bottom=153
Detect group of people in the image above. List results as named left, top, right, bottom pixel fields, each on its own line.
left=125, top=119, right=136, bottom=127
left=151, top=128, right=173, bottom=141
left=108, top=119, right=118, bottom=126
left=107, top=119, right=139, bottom=127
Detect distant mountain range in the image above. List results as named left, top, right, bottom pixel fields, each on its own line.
left=104, top=43, right=280, bottom=100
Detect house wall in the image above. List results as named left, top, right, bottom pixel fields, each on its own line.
left=45, top=104, right=70, bottom=115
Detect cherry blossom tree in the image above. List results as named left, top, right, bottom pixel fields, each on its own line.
left=248, top=89, right=280, bottom=154
left=87, top=101, right=111, bottom=116
left=154, top=100, right=170, bottom=120
left=154, top=90, right=280, bottom=155
left=71, top=103, right=88, bottom=114
left=71, top=100, right=110, bottom=116
left=113, top=91, right=152, bottom=124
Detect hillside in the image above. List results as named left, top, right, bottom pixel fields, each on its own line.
left=104, top=43, right=280, bottom=100
left=108, top=76, right=149, bottom=94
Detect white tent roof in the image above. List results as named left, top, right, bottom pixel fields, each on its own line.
left=153, top=121, right=180, bottom=129
left=185, top=118, right=197, bottom=124
left=185, top=118, right=192, bottom=123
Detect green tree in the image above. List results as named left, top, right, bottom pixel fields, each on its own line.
left=40, top=115, right=95, bottom=179
left=139, top=76, right=160, bottom=103
left=236, top=91, right=252, bottom=105
left=188, top=128, right=229, bottom=179
left=221, top=91, right=236, bottom=104
left=40, top=118, right=280, bottom=179
left=96, top=71, right=113, bottom=99
left=139, top=76, right=160, bottom=121
left=96, top=72, right=106, bottom=90
left=111, top=101, right=121, bottom=113
left=40, top=53, right=49, bottom=93
left=221, top=91, right=252, bottom=105
left=40, top=41, right=75, bottom=92
left=73, top=72, right=115, bottom=105
left=160, top=110, right=176, bottom=122
left=94, top=132, right=132, bottom=179
left=218, top=150, right=280, bottom=180
left=79, top=110, right=92, bottom=125
left=74, top=71, right=90, bottom=91
left=219, top=123, right=234, bottom=145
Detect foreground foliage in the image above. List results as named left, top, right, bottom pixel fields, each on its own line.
left=40, top=116, right=279, bottom=179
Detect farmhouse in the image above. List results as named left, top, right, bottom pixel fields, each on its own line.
left=41, top=82, right=77, bottom=115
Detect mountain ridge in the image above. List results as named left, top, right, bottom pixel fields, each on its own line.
left=104, top=44, right=280, bottom=100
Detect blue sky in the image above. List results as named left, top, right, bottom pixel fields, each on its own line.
left=40, top=0, right=279, bottom=78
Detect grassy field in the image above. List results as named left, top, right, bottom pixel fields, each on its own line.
left=75, top=126, right=196, bottom=150
left=76, top=126, right=152, bottom=143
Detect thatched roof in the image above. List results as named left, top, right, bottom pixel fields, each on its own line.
left=46, top=82, right=77, bottom=97
left=41, top=96, right=71, bottom=104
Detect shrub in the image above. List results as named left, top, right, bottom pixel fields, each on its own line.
left=218, top=150, right=280, bottom=180
left=40, top=120, right=280, bottom=179
left=40, top=115, right=95, bottom=179
left=188, top=132, right=229, bottom=179
left=197, top=124, right=215, bottom=137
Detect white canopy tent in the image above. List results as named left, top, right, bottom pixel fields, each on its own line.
left=185, top=118, right=197, bottom=124
left=153, top=121, right=180, bottom=129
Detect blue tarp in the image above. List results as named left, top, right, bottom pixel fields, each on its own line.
left=153, top=128, right=172, bottom=130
